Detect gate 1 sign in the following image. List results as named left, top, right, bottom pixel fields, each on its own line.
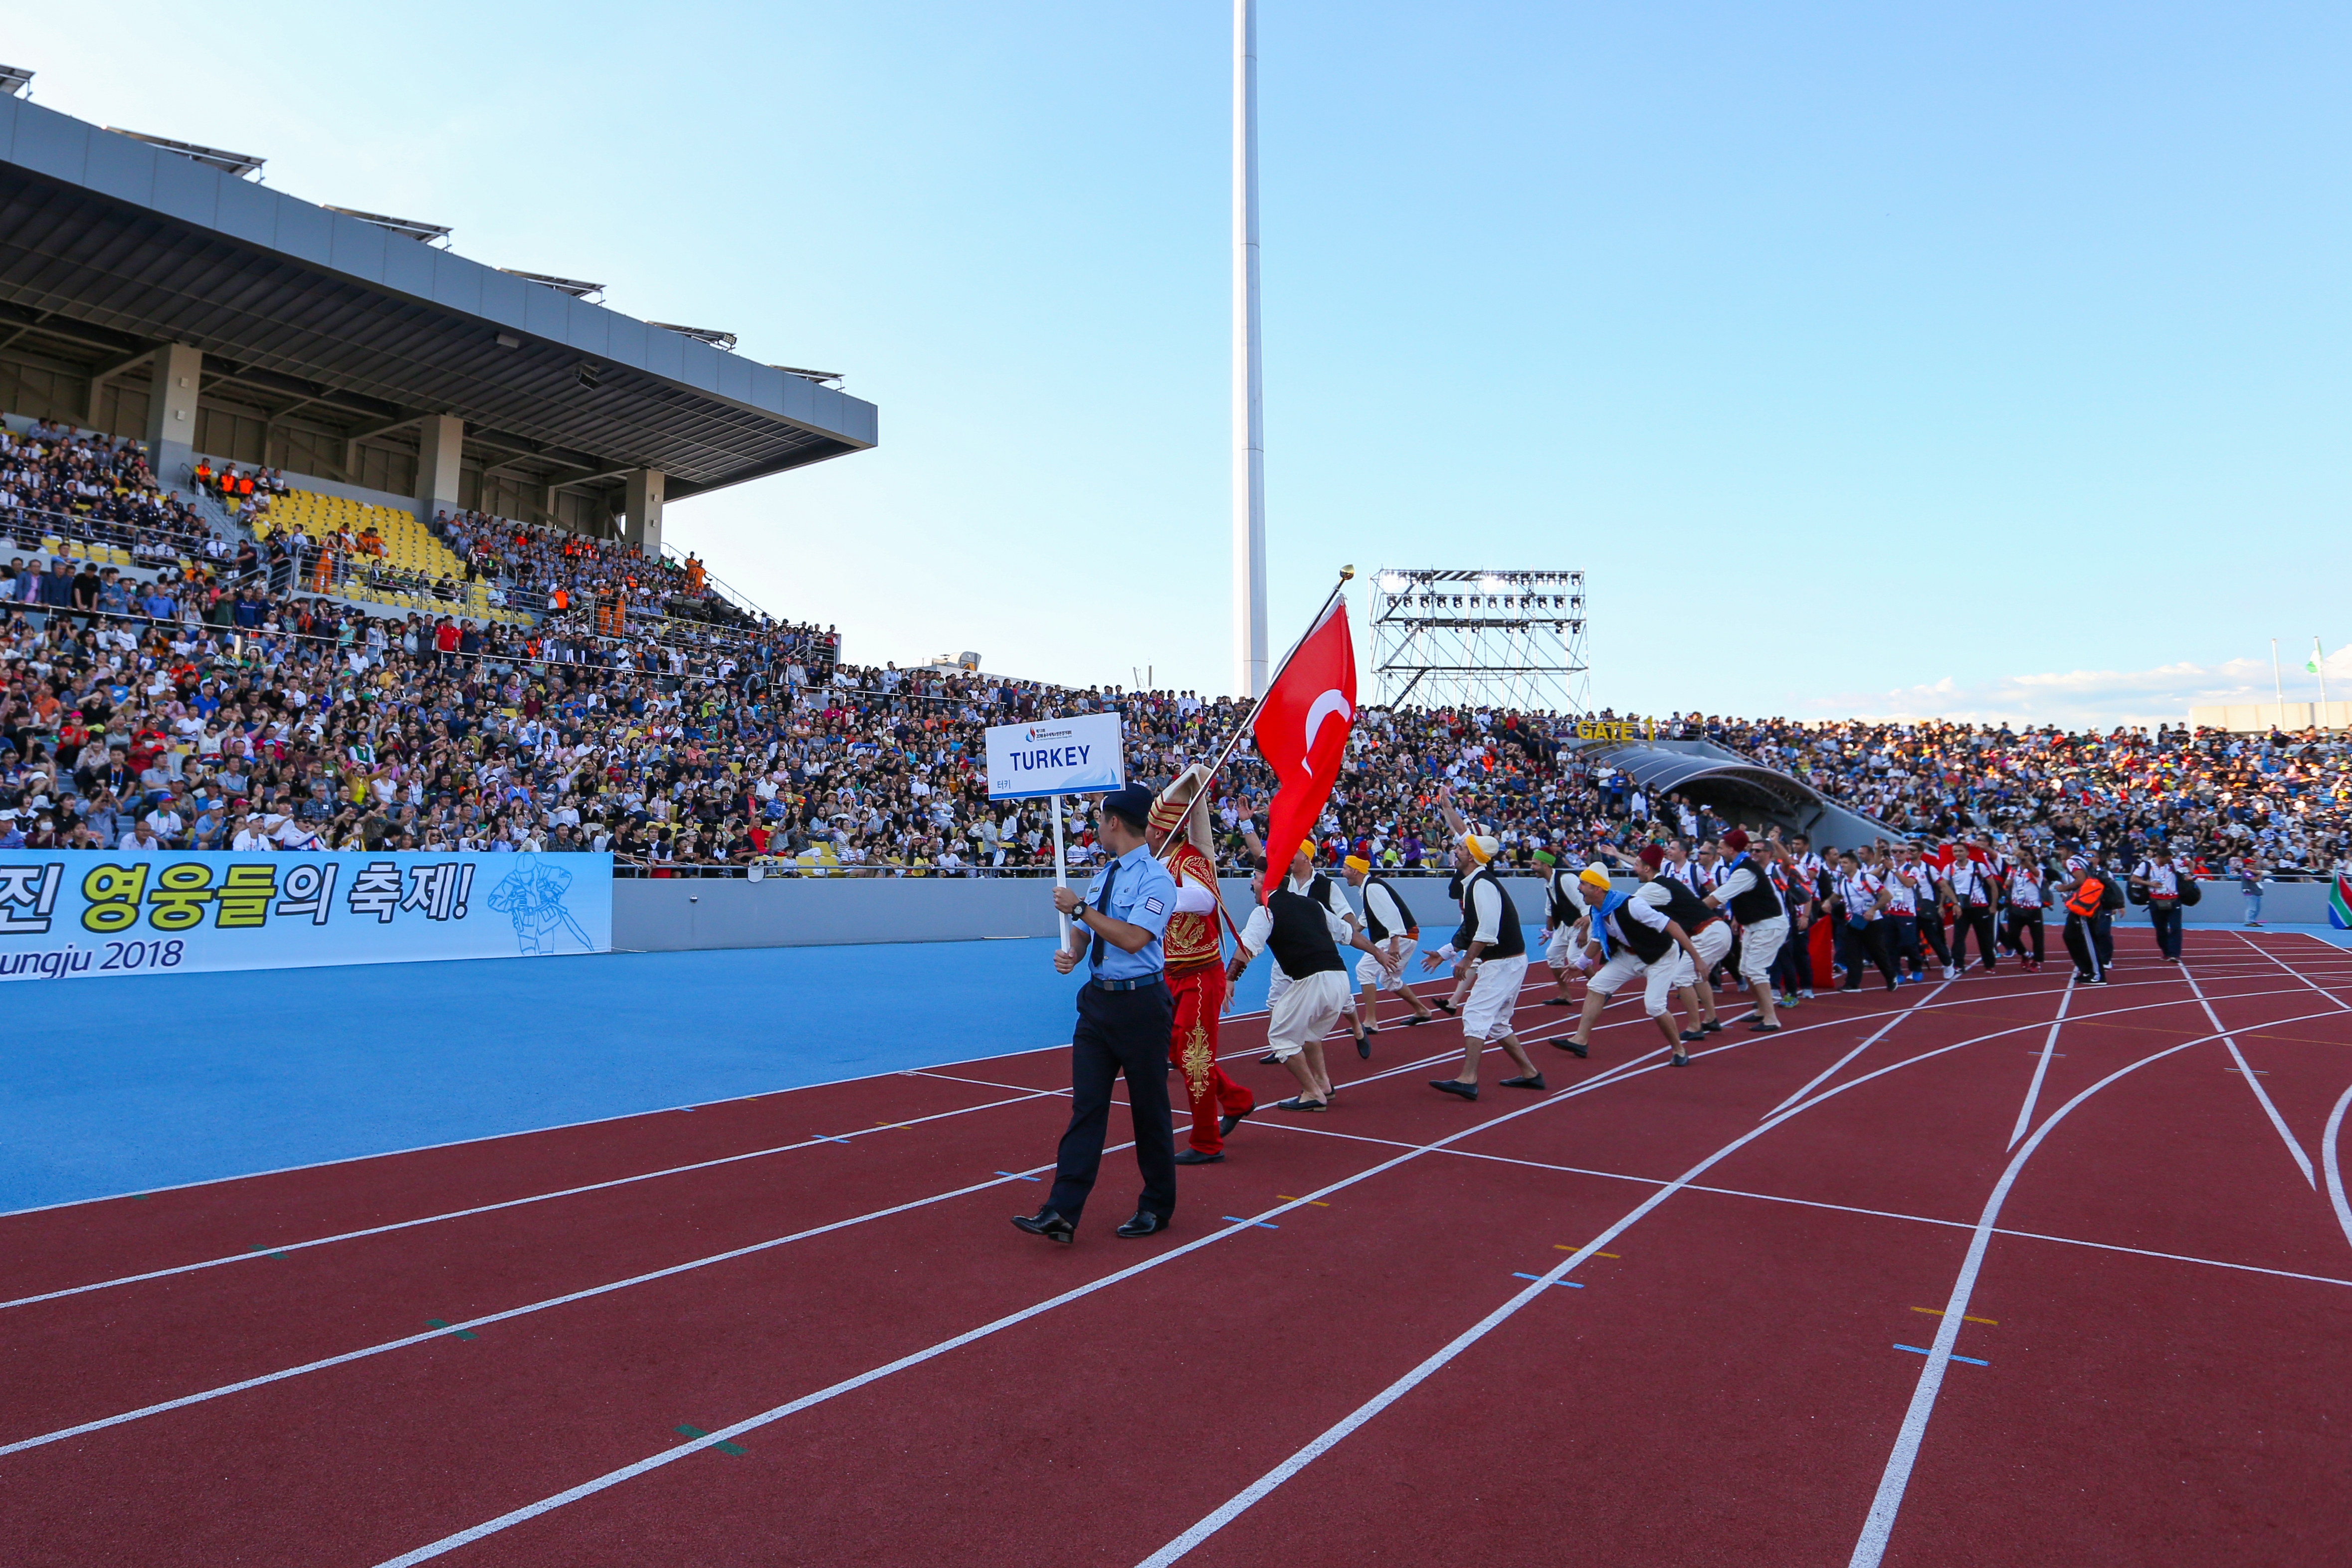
left=983, top=713, right=1126, bottom=800
left=0, top=852, right=614, bottom=980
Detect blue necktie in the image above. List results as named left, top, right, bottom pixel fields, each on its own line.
left=1089, top=860, right=1118, bottom=969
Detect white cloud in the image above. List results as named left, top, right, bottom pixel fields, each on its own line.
left=1797, top=646, right=2352, bottom=729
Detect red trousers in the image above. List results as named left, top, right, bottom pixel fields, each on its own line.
left=1168, top=962, right=1253, bottom=1154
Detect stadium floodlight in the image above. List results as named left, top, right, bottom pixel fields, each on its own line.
left=1370, top=567, right=1590, bottom=713
left=648, top=323, right=739, bottom=352
left=771, top=365, right=844, bottom=387
left=324, top=207, right=452, bottom=246
left=106, top=128, right=264, bottom=179
left=0, top=65, right=31, bottom=98
left=501, top=269, right=605, bottom=302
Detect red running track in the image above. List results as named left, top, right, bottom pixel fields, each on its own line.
left=1, top=931, right=2348, bottom=1567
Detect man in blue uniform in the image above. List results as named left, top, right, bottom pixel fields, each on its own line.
left=1014, top=784, right=1182, bottom=1244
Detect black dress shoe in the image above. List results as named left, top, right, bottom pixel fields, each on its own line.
left=1430, top=1078, right=1479, bottom=1101
left=1173, top=1148, right=1224, bottom=1165
left=1543, top=996, right=1576, bottom=1005
left=1670, top=1051, right=1690, bottom=1067
left=1259, top=1052, right=1280, bottom=1066
left=1355, top=1031, right=1372, bottom=1061
left=1011, top=1208, right=1076, bottom=1244
left=1498, top=1073, right=1547, bottom=1090
left=1748, top=1021, right=1782, bottom=1033
left=1700, top=1020, right=1723, bottom=1033
left=1432, top=999, right=1458, bottom=1014
left=1116, top=1211, right=1169, bottom=1237
left=1678, top=1029, right=1705, bottom=1043
left=1218, top=1105, right=1254, bottom=1138
left=1401, top=1013, right=1429, bottom=1026
left=1554, top=1037, right=1589, bottom=1058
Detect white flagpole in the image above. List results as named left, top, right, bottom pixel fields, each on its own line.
left=1051, top=793, right=1072, bottom=950
left=1232, top=0, right=1268, bottom=699
left=2317, top=636, right=2332, bottom=734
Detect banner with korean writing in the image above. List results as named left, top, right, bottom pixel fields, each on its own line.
left=0, top=853, right=612, bottom=980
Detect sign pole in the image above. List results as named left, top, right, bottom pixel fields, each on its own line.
left=1171, top=567, right=1355, bottom=860
left=1050, top=792, right=1072, bottom=950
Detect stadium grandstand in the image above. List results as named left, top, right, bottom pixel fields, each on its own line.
left=0, top=86, right=2348, bottom=889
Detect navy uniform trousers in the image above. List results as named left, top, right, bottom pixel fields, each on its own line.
left=1047, top=980, right=1179, bottom=1223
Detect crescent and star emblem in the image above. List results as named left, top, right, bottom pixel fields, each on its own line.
left=1300, top=689, right=1354, bottom=776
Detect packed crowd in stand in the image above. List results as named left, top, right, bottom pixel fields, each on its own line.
left=0, top=425, right=2344, bottom=880
left=430, top=509, right=761, bottom=633
left=1, top=422, right=222, bottom=562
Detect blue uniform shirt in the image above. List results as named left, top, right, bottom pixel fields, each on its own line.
left=1083, top=842, right=1176, bottom=980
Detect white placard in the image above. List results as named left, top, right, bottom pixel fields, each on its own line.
left=983, top=713, right=1126, bottom=800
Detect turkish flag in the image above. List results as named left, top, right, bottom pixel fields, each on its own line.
left=1252, top=595, right=1356, bottom=901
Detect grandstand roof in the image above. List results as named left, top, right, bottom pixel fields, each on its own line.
left=0, top=98, right=876, bottom=507
left=1576, top=739, right=1902, bottom=849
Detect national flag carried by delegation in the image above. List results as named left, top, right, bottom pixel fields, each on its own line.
left=1250, top=594, right=1356, bottom=901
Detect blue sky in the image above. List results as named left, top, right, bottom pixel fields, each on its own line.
left=13, top=2, right=2349, bottom=725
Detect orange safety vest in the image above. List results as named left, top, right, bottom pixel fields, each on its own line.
left=2063, top=876, right=2104, bottom=918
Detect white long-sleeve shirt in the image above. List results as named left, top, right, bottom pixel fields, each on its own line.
left=1465, top=876, right=1506, bottom=945
left=1237, top=895, right=1356, bottom=957
left=1361, top=877, right=1413, bottom=939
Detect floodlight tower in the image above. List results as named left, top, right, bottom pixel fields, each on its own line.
left=1369, top=568, right=1590, bottom=712
left=1232, top=0, right=1268, bottom=698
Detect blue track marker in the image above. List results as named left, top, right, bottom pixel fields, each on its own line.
left=1513, top=1271, right=1584, bottom=1289
left=674, top=1422, right=747, bottom=1456
left=1894, top=1343, right=1988, bottom=1367
left=1223, top=1216, right=1279, bottom=1229
left=996, top=1171, right=1041, bottom=1181
left=424, top=1317, right=477, bottom=1342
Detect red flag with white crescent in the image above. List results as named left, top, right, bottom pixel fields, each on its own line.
left=1251, top=595, right=1356, bottom=902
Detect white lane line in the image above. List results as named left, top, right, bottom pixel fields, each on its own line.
left=1765, top=978, right=1957, bottom=1117
left=1245, top=1111, right=2352, bottom=1291
left=1137, top=988, right=2352, bottom=1568
left=2229, top=929, right=2352, bottom=1009
left=0, top=1031, right=1091, bottom=1223
left=2324, top=1083, right=2352, bottom=1257
left=2182, top=961, right=2315, bottom=1187
left=1844, top=1001, right=2348, bottom=1567
left=2008, top=977, right=2077, bottom=1149
left=364, top=989, right=1789, bottom=1568
left=0, top=975, right=1741, bottom=1459
left=0, top=1086, right=1067, bottom=1314
left=14, top=974, right=2288, bottom=1319
left=0, top=1166, right=1046, bottom=1461
left=1134, top=975, right=1972, bottom=1567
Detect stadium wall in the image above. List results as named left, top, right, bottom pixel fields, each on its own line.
left=608, top=877, right=2335, bottom=952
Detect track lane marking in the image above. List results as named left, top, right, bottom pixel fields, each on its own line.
left=2182, top=960, right=2316, bottom=1187
left=0, top=965, right=2263, bottom=1484
left=1845, top=968, right=2336, bottom=1567
left=2324, top=1083, right=2352, bottom=1259
left=1135, top=987, right=2352, bottom=1568
left=354, top=969, right=1974, bottom=1565
left=2007, top=977, right=2076, bottom=1148
left=0, top=1086, right=1070, bottom=1313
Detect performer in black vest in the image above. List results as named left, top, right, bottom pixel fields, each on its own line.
left=1535, top=848, right=1591, bottom=1005
left=1229, top=849, right=1395, bottom=1111
left=1632, top=843, right=1730, bottom=1033
left=1343, top=854, right=1436, bottom=1033
left=1421, top=789, right=1545, bottom=1101
left=1561, top=861, right=1707, bottom=1065
left=1702, top=829, right=1787, bottom=1032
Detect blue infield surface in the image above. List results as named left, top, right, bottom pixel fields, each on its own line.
left=0, top=941, right=1283, bottom=1214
